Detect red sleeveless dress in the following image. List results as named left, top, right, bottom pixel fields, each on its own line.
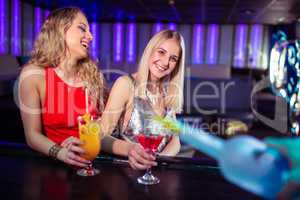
left=42, top=67, right=97, bottom=144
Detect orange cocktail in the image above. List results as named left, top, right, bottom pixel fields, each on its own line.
left=77, top=113, right=101, bottom=176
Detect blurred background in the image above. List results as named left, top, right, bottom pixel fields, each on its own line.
left=0, top=0, right=299, bottom=147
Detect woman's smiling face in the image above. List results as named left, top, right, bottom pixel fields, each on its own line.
left=64, top=12, right=93, bottom=60
left=148, top=38, right=181, bottom=81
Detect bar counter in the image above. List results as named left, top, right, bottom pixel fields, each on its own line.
left=0, top=142, right=262, bottom=200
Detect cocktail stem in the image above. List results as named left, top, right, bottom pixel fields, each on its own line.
left=85, top=163, right=94, bottom=176
left=146, top=167, right=152, bottom=175
left=145, top=149, right=155, bottom=179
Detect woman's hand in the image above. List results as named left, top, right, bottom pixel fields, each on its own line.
left=58, top=136, right=91, bottom=167
left=127, top=143, right=157, bottom=170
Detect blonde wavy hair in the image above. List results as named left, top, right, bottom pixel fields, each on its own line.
left=136, top=30, right=185, bottom=113
left=28, top=7, right=106, bottom=111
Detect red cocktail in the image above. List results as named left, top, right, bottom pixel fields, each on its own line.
left=136, top=133, right=164, bottom=185
left=136, top=134, right=163, bottom=154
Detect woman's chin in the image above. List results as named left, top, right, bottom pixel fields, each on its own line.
left=75, top=52, right=89, bottom=60
left=152, top=74, right=165, bottom=81
left=149, top=70, right=166, bottom=80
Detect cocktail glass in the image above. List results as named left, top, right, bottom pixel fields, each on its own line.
left=76, top=114, right=101, bottom=176
left=136, top=127, right=165, bottom=185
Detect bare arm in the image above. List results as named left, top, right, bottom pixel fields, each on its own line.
left=100, top=76, right=132, bottom=138
left=160, top=136, right=180, bottom=156
left=19, top=65, right=89, bottom=167
left=100, top=75, right=134, bottom=155
left=19, top=66, right=54, bottom=154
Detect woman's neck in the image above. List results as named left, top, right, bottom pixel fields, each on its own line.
left=147, top=76, right=161, bottom=94
left=58, top=58, right=78, bottom=79
left=56, top=58, right=83, bottom=86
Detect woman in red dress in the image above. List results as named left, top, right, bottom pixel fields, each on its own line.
left=18, top=7, right=106, bottom=167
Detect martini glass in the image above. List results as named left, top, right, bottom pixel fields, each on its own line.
left=136, top=126, right=166, bottom=185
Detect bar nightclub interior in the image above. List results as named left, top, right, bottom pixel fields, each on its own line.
left=0, top=0, right=300, bottom=199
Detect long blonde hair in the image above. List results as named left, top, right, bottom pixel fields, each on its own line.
left=29, top=7, right=106, bottom=111
left=136, top=30, right=185, bottom=113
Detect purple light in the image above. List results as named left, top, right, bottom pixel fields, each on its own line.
left=0, top=0, right=6, bottom=54
left=127, top=23, right=136, bottom=63
left=44, top=10, right=50, bottom=20
left=152, top=22, right=163, bottom=35
left=249, top=25, right=263, bottom=68
left=34, top=7, right=42, bottom=39
left=168, top=23, right=177, bottom=31
left=234, top=25, right=248, bottom=68
left=12, top=0, right=21, bottom=55
left=91, top=22, right=98, bottom=58
left=206, top=24, right=219, bottom=64
left=192, top=24, right=204, bottom=64
left=114, top=23, right=123, bottom=62
left=261, top=28, right=269, bottom=69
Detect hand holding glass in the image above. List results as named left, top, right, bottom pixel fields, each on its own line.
left=136, top=125, right=167, bottom=185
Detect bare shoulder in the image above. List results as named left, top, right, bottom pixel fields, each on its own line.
left=21, top=63, right=45, bottom=72
left=108, top=75, right=135, bottom=104
left=112, top=75, right=134, bottom=90
left=19, top=64, right=45, bottom=87
left=20, top=64, right=45, bottom=77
